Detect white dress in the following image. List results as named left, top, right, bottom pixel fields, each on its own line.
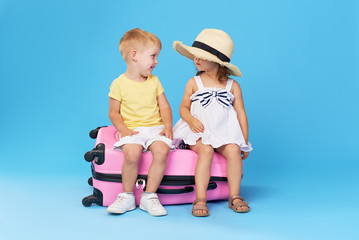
left=173, top=76, right=252, bottom=152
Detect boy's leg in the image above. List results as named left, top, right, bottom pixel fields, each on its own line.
left=139, top=141, right=169, bottom=216
left=146, top=141, right=170, bottom=192
left=189, top=139, right=214, bottom=216
left=122, top=144, right=143, bottom=192
left=107, top=143, right=143, bottom=214
left=216, top=144, right=249, bottom=212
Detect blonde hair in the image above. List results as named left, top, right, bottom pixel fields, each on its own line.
left=119, top=28, right=162, bottom=61
left=196, top=63, right=230, bottom=82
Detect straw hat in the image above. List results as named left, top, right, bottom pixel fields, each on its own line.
left=173, top=29, right=242, bottom=77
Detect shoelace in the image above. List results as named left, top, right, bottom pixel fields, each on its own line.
left=113, top=195, right=129, bottom=205
left=148, top=197, right=162, bottom=208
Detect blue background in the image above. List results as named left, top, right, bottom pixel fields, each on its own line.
left=1, top=0, right=358, bottom=239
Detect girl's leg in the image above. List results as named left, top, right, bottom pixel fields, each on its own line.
left=122, top=144, right=143, bottom=192
left=146, top=141, right=170, bottom=192
left=190, top=139, right=214, bottom=215
left=216, top=144, right=249, bottom=212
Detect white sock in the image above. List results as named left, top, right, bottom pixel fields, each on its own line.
left=143, top=192, right=155, bottom=196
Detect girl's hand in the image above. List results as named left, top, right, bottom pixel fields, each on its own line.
left=120, top=127, right=139, bottom=138
left=241, top=151, right=249, bottom=160
left=160, top=126, right=173, bottom=140
left=189, top=118, right=204, bottom=133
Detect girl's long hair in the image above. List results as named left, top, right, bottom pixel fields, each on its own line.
left=196, top=64, right=230, bottom=82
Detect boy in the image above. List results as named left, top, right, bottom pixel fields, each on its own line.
left=107, top=28, right=173, bottom=216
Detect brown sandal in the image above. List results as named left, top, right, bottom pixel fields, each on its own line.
left=192, top=199, right=209, bottom=217
left=228, top=195, right=250, bottom=213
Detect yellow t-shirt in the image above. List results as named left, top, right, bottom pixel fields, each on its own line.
left=108, top=74, right=164, bottom=129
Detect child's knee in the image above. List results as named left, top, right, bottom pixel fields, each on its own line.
left=151, top=145, right=170, bottom=161
left=199, top=146, right=214, bottom=158
left=123, top=148, right=141, bottom=164
left=226, top=144, right=241, bottom=155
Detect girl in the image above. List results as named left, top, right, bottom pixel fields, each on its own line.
left=173, top=29, right=253, bottom=217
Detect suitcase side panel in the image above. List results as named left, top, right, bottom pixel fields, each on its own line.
left=93, top=126, right=228, bottom=177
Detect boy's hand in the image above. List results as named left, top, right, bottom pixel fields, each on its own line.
left=189, top=117, right=204, bottom=133
left=120, top=127, right=139, bottom=138
left=160, top=126, right=173, bottom=140
left=241, top=151, right=249, bottom=160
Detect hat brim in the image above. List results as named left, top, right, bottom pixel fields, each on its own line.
left=173, top=41, right=242, bottom=77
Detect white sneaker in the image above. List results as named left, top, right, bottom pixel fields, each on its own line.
left=140, top=192, right=167, bottom=216
left=106, top=193, right=136, bottom=214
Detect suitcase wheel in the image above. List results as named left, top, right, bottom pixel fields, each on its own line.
left=84, top=143, right=105, bottom=164
left=84, top=151, right=95, bottom=162
left=89, top=126, right=107, bottom=139
left=82, top=194, right=98, bottom=207
left=89, top=128, right=100, bottom=139
left=88, top=177, right=93, bottom=186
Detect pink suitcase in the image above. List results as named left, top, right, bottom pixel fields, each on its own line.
left=82, top=126, right=230, bottom=207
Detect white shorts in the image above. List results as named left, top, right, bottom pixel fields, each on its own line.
left=113, top=125, right=174, bottom=152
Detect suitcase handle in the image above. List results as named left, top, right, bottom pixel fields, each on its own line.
left=155, top=182, right=217, bottom=194
left=207, top=182, right=217, bottom=190
left=156, top=186, right=194, bottom=194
